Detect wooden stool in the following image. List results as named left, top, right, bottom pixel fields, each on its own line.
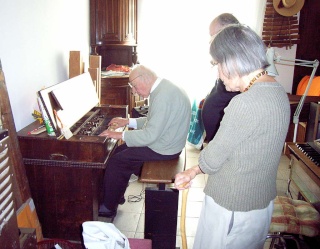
left=267, top=196, right=320, bottom=249
left=140, top=148, right=186, bottom=189
left=139, top=148, right=186, bottom=249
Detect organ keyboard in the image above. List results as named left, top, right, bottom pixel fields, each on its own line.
left=287, top=142, right=320, bottom=203
left=295, top=142, right=320, bottom=166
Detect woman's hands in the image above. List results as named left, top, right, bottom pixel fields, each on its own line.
left=174, top=165, right=203, bottom=190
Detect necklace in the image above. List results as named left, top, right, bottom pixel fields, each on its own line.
left=243, top=70, right=266, bottom=92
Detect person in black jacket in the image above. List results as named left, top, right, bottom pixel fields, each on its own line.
left=201, top=13, right=241, bottom=142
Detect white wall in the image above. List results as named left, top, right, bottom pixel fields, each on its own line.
left=0, top=0, right=296, bottom=131
left=137, top=0, right=296, bottom=102
left=0, top=0, right=90, bottom=131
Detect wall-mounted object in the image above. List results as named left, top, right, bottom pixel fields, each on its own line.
left=273, top=0, right=305, bottom=17
left=262, top=0, right=302, bottom=48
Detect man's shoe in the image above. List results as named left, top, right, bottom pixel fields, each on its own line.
left=119, top=196, right=125, bottom=205
left=98, top=204, right=117, bottom=218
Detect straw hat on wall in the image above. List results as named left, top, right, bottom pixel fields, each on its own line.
left=273, top=0, right=305, bottom=16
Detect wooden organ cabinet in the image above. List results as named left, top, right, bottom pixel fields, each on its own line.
left=90, top=0, right=139, bottom=115
left=100, top=76, right=139, bottom=112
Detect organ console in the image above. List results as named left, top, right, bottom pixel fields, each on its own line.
left=17, top=73, right=128, bottom=241
left=287, top=102, right=320, bottom=205
left=287, top=142, right=320, bottom=203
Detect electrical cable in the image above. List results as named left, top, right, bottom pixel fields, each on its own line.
left=127, top=189, right=145, bottom=203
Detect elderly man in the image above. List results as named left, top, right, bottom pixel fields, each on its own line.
left=201, top=13, right=241, bottom=142
left=99, top=64, right=191, bottom=218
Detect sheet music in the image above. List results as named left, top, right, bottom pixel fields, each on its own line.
left=38, top=73, right=99, bottom=132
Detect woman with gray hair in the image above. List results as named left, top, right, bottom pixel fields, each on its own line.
left=175, top=25, right=290, bottom=248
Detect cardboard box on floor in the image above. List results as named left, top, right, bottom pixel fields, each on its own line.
left=17, top=198, right=43, bottom=241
